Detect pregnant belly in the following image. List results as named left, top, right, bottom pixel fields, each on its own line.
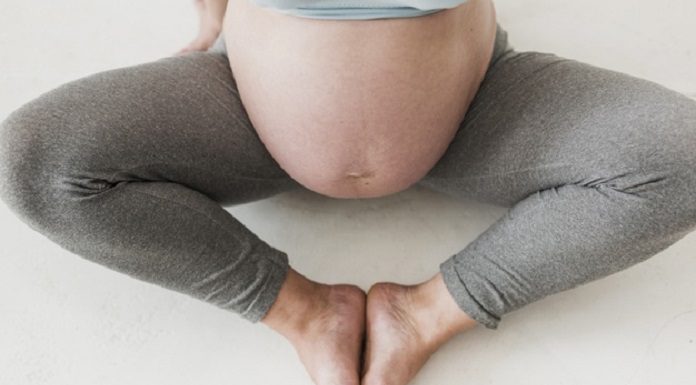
left=223, top=0, right=497, bottom=199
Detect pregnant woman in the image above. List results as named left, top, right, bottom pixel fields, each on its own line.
left=1, top=0, right=695, bottom=384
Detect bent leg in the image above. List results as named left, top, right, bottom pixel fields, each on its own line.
left=417, top=41, right=696, bottom=329
left=0, top=51, right=303, bottom=322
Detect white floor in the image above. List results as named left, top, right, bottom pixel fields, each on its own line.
left=1, top=1, right=695, bottom=384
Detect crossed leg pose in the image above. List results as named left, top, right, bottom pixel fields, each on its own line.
left=1, top=22, right=695, bottom=385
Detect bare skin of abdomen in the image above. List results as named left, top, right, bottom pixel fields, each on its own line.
left=223, top=0, right=497, bottom=199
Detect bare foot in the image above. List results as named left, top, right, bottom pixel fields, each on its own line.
left=362, top=274, right=479, bottom=385
left=262, top=269, right=366, bottom=385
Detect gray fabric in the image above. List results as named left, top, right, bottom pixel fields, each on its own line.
left=1, top=24, right=695, bottom=328
left=0, top=47, right=301, bottom=323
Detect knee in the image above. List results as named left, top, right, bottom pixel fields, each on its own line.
left=626, top=98, right=696, bottom=225
left=654, top=99, right=696, bottom=193
left=592, top=95, right=696, bottom=213
left=622, top=90, right=696, bottom=177
left=0, top=101, right=60, bottom=229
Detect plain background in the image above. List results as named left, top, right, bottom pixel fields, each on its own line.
left=1, top=1, right=695, bottom=384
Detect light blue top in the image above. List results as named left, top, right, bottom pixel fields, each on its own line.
left=250, top=0, right=470, bottom=20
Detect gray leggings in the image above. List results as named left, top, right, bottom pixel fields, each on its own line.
left=1, top=24, right=695, bottom=330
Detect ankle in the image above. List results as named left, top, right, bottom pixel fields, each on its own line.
left=411, top=273, right=478, bottom=346
left=260, top=268, right=329, bottom=339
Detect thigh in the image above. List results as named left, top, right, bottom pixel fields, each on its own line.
left=417, top=45, right=696, bottom=206
left=1, top=51, right=302, bottom=207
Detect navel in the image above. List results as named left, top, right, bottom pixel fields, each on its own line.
left=346, top=170, right=376, bottom=180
